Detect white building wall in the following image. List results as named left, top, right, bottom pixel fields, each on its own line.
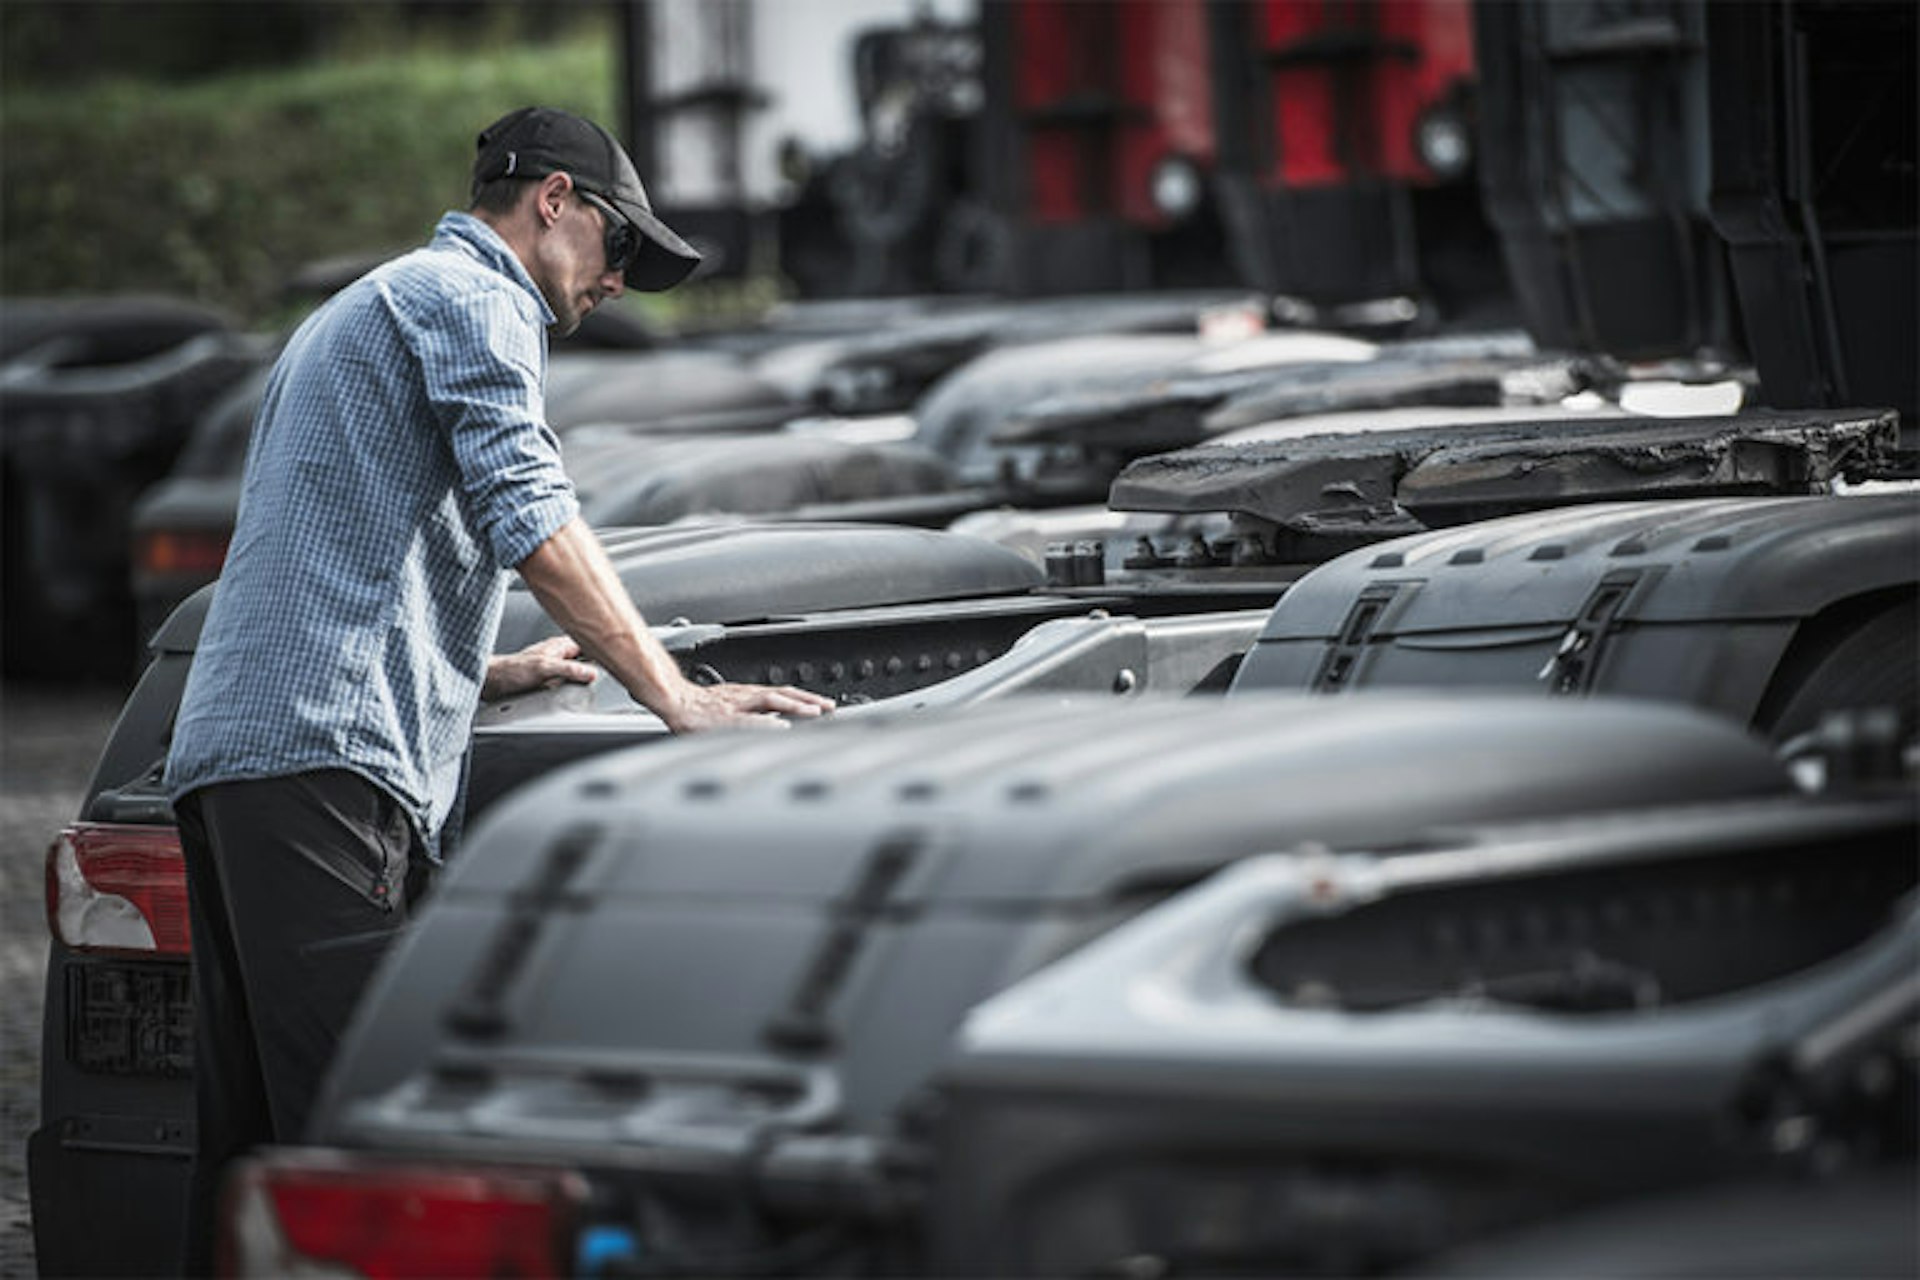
left=650, top=0, right=976, bottom=210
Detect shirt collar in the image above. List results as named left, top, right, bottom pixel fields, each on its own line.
left=431, top=211, right=558, bottom=329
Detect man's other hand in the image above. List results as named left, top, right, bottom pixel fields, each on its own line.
left=664, top=681, right=837, bottom=733
left=483, top=636, right=601, bottom=700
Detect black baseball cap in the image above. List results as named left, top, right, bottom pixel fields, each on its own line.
left=472, top=106, right=701, bottom=292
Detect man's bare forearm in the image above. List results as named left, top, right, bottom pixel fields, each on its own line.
left=515, top=516, right=696, bottom=726
left=514, top=517, right=836, bottom=733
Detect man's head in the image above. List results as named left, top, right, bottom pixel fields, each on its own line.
left=469, top=107, right=700, bottom=333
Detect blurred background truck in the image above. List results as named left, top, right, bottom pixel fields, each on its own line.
left=10, top=0, right=1909, bottom=687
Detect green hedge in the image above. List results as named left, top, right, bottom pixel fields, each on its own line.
left=1, top=29, right=618, bottom=326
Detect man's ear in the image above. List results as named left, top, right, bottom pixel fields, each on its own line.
left=534, top=171, right=572, bottom=228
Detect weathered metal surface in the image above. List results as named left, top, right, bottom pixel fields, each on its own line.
left=563, top=433, right=959, bottom=526
left=1112, top=408, right=1901, bottom=531
left=541, top=349, right=799, bottom=431
left=909, top=332, right=1213, bottom=489
left=1230, top=491, right=1920, bottom=734
left=930, top=794, right=1918, bottom=1276
left=994, top=335, right=1564, bottom=456
left=799, top=290, right=1265, bottom=414
left=1204, top=340, right=1569, bottom=433
left=315, top=695, right=1790, bottom=1164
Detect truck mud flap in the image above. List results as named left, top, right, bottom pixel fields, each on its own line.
left=29, top=1121, right=190, bottom=1278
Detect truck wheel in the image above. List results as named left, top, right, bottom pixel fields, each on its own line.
left=1759, top=595, right=1918, bottom=745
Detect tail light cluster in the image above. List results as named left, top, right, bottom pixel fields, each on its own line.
left=133, top=528, right=231, bottom=578
left=220, top=1149, right=584, bottom=1279
left=46, top=822, right=192, bottom=955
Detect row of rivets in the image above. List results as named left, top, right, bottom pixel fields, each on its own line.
left=764, top=648, right=994, bottom=687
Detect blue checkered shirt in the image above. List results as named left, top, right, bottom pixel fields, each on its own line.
left=166, top=212, right=579, bottom=855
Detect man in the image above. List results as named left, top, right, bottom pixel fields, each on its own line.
left=164, top=106, right=833, bottom=1272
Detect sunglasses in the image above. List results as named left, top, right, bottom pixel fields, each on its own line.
left=576, top=188, right=638, bottom=274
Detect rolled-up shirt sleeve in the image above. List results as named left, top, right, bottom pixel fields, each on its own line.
left=418, top=287, right=578, bottom=569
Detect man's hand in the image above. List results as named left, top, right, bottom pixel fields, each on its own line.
left=515, top=517, right=836, bottom=733
left=483, top=636, right=600, bottom=701
left=659, top=681, right=837, bottom=734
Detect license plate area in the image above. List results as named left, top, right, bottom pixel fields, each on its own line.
left=67, top=960, right=193, bottom=1077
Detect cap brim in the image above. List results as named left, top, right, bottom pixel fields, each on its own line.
left=612, top=198, right=702, bottom=292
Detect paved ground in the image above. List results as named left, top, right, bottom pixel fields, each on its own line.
left=1, top=682, right=126, bottom=1279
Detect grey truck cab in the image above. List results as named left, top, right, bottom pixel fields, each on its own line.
left=222, top=694, right=1917, bottom=1275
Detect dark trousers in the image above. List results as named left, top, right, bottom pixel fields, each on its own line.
left=174, top=770, right=432, bottom=1277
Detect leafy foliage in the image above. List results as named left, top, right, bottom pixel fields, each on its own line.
left=1, top=28, right=616, bottom=324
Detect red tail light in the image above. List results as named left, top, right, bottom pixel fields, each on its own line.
left=220, top=1148, right=584, bottom=1279
left=134, top=528, right=231, bottom=576
left=46, top=823, right=191, bottom=955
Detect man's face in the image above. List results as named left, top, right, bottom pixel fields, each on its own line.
left=534, top=182, right=627, bottom=336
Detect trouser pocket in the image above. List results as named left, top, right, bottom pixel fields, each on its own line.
left=281, top=771, right=418, bottom=912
